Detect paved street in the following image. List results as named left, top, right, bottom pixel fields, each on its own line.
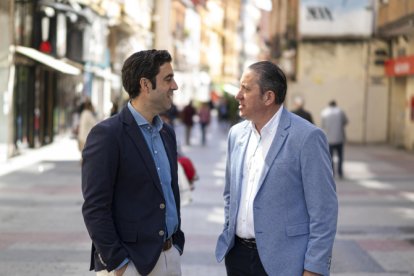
left=0, top=114, right=414, bottom=275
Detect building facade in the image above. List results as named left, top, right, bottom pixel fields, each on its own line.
left=0, top=0, right=155, bottom=160
left=280, top=0, right=389, bottom=144
left=378, top=0, right=414, bottom=150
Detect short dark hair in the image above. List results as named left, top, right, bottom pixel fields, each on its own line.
left=248, top=61, right=287, bottom=104
left=121, top=49, right=172, bottom=99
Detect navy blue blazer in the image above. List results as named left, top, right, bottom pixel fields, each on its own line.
left=82, top=107, right=184, bottom=275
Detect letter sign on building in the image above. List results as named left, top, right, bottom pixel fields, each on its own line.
left=385, top=56, right=414, bottom=77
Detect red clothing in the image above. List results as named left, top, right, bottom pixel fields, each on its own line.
left=178, top=156, right=197, bottom=182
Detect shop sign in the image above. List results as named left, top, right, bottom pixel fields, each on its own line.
left=299, top=0, right=373, bottom=38
left=384, top=56, right=414, bottom=77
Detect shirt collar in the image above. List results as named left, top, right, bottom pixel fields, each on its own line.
left=127, top=101, right=163, bottom=131
left=249, top=105, right=283, bottom=138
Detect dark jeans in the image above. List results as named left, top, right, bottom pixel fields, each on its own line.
left=225, top=238, right=268, bottom=276
left=200, top=123, right=208, bottom=145
left=329, top=143, right=344, bottom=178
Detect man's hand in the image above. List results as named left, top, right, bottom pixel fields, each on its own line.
left=114, top=263, right=128, bottom=276
left=303, top=270, right=321, bottom=276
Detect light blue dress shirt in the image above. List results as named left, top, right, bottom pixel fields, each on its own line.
left=127, top=102, right=178, bottom=238
left=115, top=103, right=179, bottom=270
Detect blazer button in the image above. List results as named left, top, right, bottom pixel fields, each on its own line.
left=159, top=230, right=165, bottom=236
left=160, top=203, right=165, bottom=209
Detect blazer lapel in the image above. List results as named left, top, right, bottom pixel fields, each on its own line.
left=121, top=108, right=164, bottom=195
left=234, top=123, right=251, bottom=199
left=257, top=108, right=290, bottom=189
left=159, top=127, right=179, bottom=197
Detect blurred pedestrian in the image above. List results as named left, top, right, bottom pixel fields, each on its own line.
left=160, top=111, right=195, bottom=205
left=77, top=99, right=97, bottom=152
left=291, top=95, right=314, bottom=123
left=82, top=49, right=184, bottom=276
left=321, top=100, right=349, bottom=179
left=166, top=103, right=179, bottom=128
left=181, top=101, right=196, bottom=145
left=215, top=61, right=338, bottom=276
left=198, top=102, right=211, bottom=145
left=217, top=97, right=230, bottom=131
left=218, top=98, right=229, bottom=122
left=110, top=101, right=118, bottom=116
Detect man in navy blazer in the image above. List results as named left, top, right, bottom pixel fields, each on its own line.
left=215, top=61, right=338, bottom=275
left=82, top=50, right=184, bottom=275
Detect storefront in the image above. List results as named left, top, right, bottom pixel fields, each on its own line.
left=385, top=55, right=414, bottom=150
left=10, top=0, right=83, bottom=154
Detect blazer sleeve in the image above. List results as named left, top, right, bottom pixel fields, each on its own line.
left=81, top=122, right=128, bottom=271
left=222, top=126, right=235, bottom=229
left=300, top=128, right=338, bottom=275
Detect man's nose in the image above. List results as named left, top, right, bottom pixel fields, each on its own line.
left=235, top=89, right=242, bottom=100
left=172, top=79, right=178, bottom=90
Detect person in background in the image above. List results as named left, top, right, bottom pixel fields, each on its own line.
left=110, top=101, right=119, bottom=116
left=181, top=101, right=196, bottom=145
left=198, top=102, right=211, bottom=146
left=292, top=95, right=314, bottom=123
left=82, top=49, right=185, bottom=276
left=160, top=112, right=196, bottom=206
left=166, top=103, right=179, bottom=128
left=215, top=61, right=338, bottom=276
left=321, top=100, right=349, bottom=179
left=217, top=97, right=230, bottom=131
left=78, top=99, right=97, bottom=152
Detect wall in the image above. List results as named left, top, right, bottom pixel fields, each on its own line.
left=377, top=0, right=414, bottom=27
left=0, top=0, right=13, bottom=160
left=404, top=40, right=414, bottom=150
left=289, top=40, right=388, bottom=143
left=405, top=76, right=414, bottom=150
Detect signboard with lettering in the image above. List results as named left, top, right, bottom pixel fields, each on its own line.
left=384, top=56, right=414, bottom=77
left=299, top=0, right=373, bottom=38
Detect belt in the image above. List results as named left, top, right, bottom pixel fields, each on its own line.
left=235, top=236, right=257, bottom=249
left=163, top=238, right=173, bottom=251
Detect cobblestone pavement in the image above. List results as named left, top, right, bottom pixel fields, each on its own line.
left=0, top=116, right=413, bottom=275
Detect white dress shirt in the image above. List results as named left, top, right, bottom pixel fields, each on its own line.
left=236, top=106, right=283, bottom=239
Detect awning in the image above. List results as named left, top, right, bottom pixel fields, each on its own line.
left=14, top=46, right=81, bottom=75
left=377, top=14, right=414, bottom=38
left=223, top=83, right=239, bottom=96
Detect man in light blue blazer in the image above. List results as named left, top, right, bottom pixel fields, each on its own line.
left=215, top=61, right=338, bottom=276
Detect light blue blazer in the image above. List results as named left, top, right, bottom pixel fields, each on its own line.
left=215, top=108, right=338, bottom=276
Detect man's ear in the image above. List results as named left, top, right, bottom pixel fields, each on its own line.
left=264, top=90, right=275, bottom=105
left=139, top=78, right=149, bottom=91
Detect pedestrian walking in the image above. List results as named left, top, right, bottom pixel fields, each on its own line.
left=215, top=61, right=338, bottom=276
left=77, top=99, right=97, bottom=153
left=110, top=101, right=118, bottom=116
left=166, top=103, right=179, bottom=128
left=198, top=102, right=211, bottom=146
left=291, top=95, right=314, bottom=123
left=82, top=49, right=185, bottom=276
left=321, top=100, right=349, bottom=179
left=181, top=101, right=196, bottom=145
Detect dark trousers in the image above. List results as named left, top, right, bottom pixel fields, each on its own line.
left=200, top=123, right=208, bottom=145
left=225, top=238, right=268, bottom=276
left=329, top=143, right=344, bottom=177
